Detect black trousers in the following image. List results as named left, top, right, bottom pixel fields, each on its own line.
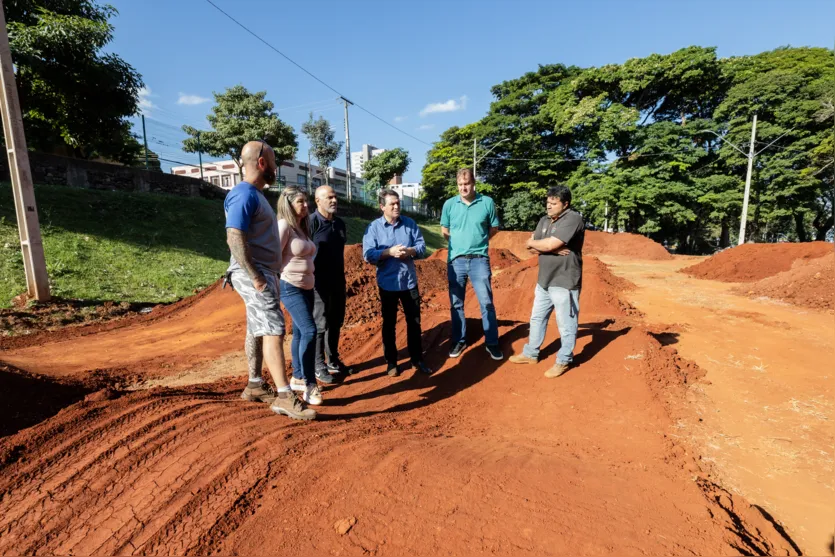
left=313, top=283, right=346, bottom=369
left=379, top=287, right=423, bottom=366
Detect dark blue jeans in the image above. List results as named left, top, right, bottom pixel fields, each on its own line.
left=280, top=280, right=317, bottom=386
left=448, top=256, right=499, bottom=346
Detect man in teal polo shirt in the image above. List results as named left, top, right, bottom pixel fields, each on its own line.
left=440, top=168, right=503, bottom=361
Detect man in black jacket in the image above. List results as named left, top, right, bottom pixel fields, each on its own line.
left=309, top=185, right=354, bottom=383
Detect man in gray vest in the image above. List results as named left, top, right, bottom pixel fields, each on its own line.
left=509, top=185, right=585, bottom=378
left=225, top=140, right=315, bottom=419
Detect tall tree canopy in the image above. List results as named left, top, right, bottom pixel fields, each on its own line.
left=301, top=113, right=342, bottom=185
left=363, top=148, right=410, bottom=192
left=3, top=0, right=143, bottom=164
left=182, top=85, right=297, bottom=180
left=421, top=46, right=834, bottom=251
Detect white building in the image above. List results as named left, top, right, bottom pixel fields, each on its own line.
left=351, top=144, right=386, bottom=178
left=170, top=159, right=366, bottom=199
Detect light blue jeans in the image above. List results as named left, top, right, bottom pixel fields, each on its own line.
left=522, top=284, right=580, bottom=365
left=448, top=256, right=499, bottom=346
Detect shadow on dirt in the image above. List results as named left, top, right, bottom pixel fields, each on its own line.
left=0, top=362, right=93, bottom=439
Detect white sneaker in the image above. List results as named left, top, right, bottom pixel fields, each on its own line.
left=290, top=377, right=306, bottom=392
left=304, top=384, right=323, bottom=406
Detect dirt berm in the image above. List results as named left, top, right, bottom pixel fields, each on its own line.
left=682, top=241, right=833, bottom=282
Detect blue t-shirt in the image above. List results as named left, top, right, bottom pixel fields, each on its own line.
left=362, top=215, right=426, bottom=291
left=224, top=182, right=281, bottom=273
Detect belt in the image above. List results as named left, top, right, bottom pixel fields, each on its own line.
left=454, top=254, right=487, bottom=260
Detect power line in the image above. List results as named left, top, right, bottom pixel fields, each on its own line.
left=202, top=0, right=432, bottom=147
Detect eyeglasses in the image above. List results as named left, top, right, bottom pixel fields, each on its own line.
left=257, top=139, right=266, bottom=160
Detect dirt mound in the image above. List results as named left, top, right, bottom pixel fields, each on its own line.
left=491, top=230, right=671, bottom=261
left=584, top=231, right=672, bottom=260
left=733, top=254, right=835, bottom=310
left=682, top=242, right=833, bottom=282
left=428, top=248, right=520, bottom=270
left=342, top=245, right=449, bottom=327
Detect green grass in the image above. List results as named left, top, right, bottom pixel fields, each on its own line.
left=1, top=183, right=229, bottom=308
left=0, top=183, right=445, bottom=308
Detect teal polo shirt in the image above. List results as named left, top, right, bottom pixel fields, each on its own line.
left=440, top=193, right=500, bottom=262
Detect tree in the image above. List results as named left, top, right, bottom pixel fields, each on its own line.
left=502, top=191, right=543, bottom=230
left=182, top=86, right=297, bottom=180
left=362, top=148, right=410, bottom=192
left=301, top=113, right=342, bottom=185
left=3, top=0, right=143, bottom=164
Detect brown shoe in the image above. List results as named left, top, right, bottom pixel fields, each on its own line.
left=270, top=390, right=316, bottom=420
left=544, top=363, right=569, bottom=378
left=241, top=382, right=277, bottom=403
left=509, top=354, right=538, bottom=365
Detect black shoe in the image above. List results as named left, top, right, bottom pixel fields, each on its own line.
left=414, top=361, right=433, bottom=376
left=315, top=367, right=336, bottom=385
left=485, top=344, right=504, bottom=361
left=448, top=341, right=466, bottom=358
left=387, top=363, right=401, bottom=377
left=327, top=359, right=355, bottom=375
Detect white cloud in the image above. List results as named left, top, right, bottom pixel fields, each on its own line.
left=138, top=87, right=157, bottom=115
left=417, top=124, right=435, bottom=131
left=178, top=93, right=211, bottom=106
left=419, top=95, right=468, bottom=117
left=394, top=115, right=407, bottom=123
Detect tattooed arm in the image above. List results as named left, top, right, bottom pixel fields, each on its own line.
left=227, top=228, right=267, bottom=291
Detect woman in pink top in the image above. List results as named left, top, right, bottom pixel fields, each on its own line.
left=276, top=187, right=323, bottom=406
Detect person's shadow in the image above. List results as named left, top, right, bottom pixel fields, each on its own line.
left=537, top=319, right=631, bottom=372
left=322, top=318, right=527, bottom=419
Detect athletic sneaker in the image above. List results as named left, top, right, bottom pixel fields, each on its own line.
left=240, top=382, right=277, bottom=403
left=448, top=341, right=466, bottom=358
left=509, top=354, right=538, bottom=365
left=327, top=360, right=355, bottom=375
left=485, top=345, right=504, bottom=361
left=289, top=377, right=306, bottom=392
left=544, top=362, right=569, bottom=378
left=315, top=367, right=336, bottom=385
left=304, top=384, right=323, bottom=405
left=270, top=390, right=316, bottom=420
left=414, top=361, right=433, bottom=375
left=387, top=363, right=401, bottom=377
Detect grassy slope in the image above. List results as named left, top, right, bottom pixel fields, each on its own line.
left=0, top=184, right=444, bottom=308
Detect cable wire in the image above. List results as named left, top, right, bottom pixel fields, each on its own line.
left=203, top=0, right=432, bottom=147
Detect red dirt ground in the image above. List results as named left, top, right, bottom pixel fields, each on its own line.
left=0, top=235, right=800, bottom=555
left=682, top=242, right=833, bottom=282
left=491, top=230, right=672, bottom=261
left=733, top=253, right=835, bottom=311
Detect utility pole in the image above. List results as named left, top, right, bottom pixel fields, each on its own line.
left=141, top=114, right=149, bottom=170
left=0, top=1, right=50, bottom=302
left=307, top=150, right=312, bottom=194
left=196, top=131, right=204, bottom=182
left=340, top=96, right=353, bottom=202
left=738, top=114, right=757, bottom=245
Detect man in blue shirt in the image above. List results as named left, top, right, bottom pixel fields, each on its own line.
left=362, top=189, right=433, bottom=377
left=440, top=168, right=503, bottom=361
left=224, top=140, right=315, bottom=420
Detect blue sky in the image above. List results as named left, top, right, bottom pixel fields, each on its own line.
left=107, top=0, right=835, bottom=181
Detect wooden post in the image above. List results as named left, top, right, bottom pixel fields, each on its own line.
left=0, top=0, right=50, bottom=301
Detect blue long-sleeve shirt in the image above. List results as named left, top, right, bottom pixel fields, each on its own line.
left=362, top=215, right=427, bottom=292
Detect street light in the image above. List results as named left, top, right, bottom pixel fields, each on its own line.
left=473, top=138, right=510, bottom=180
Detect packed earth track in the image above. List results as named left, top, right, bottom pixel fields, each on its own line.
left=0, top=232, right=816, bottom=556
